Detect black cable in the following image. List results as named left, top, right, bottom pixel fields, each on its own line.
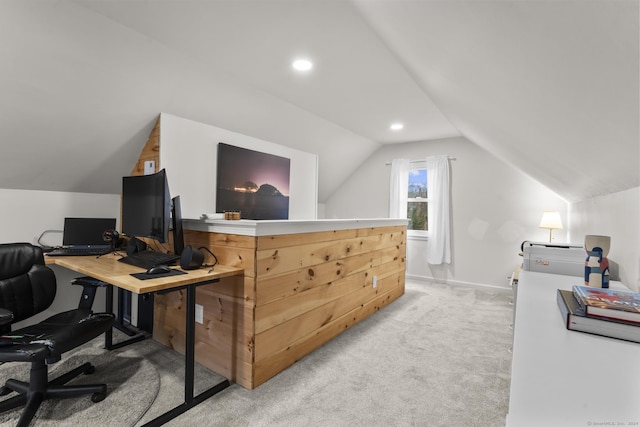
left=198, top=246, right=218, bottom=270
left=37, top=230, right=63, bottom=249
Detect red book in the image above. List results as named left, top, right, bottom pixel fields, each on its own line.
left=572, top=285, right=640, bottom=324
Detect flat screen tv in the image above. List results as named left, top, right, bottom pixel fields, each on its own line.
left=216, top=143, right=290, bottom=220
left=121, top=169, right=171, bottom=243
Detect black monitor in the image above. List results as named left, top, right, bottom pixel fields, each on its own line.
left=171, top=195, right=184, bottom=256
left=121, top=169, right=171, bottom=243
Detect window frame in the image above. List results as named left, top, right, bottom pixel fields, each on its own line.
left=407, top=161, right=428, bottom=240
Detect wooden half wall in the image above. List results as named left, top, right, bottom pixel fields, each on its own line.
left=152, top=225, right=406, bottom=389
left=133, top=117, right=407, bottom=389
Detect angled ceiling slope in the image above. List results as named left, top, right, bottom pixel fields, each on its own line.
left=0, top=0, right=636, bottom=205
left=354, top=0, right=639, bottom=202
left=0, top=0, right=458, bottom=202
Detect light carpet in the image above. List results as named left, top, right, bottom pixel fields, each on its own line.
left=152, top=280, right=514, bottom=427
left=0, top=280, right=513, bottom=426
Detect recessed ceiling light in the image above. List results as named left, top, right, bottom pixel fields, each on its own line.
left=292, top=58, right=313, bottom=71
left=390, top=123, right=404, bottom=131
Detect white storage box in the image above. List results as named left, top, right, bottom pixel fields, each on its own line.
left=522, top=242, right=585, bottom=277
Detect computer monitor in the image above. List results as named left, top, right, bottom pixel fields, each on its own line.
left=171, top=195, right=184, bottom=256
left=121, top=169, right=171, bottom=243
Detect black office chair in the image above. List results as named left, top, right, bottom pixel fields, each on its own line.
left=0, top=243, right=115, bottom=427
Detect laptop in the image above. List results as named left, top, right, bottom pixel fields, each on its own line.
left=47, top=217, right=117, bottom=256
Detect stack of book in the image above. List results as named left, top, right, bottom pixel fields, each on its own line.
left=557, top=285, right=640, bottom=343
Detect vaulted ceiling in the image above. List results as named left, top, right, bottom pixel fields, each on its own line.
left=1, top=0, right=638, bottom=203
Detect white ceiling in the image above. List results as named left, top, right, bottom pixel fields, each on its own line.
left=1, top=0, right=637, bottom=203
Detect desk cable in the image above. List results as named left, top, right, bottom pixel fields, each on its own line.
left=199, top=246, right=219, bottom=272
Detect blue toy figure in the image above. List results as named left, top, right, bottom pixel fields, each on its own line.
left=584, top=235, right=611, bottom=288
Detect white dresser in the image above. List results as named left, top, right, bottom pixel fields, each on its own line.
left=507, top=270, right=640, bottom=426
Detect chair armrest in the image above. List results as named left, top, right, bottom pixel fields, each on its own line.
left=0, top=308, right=14, bottom=327
left=71, top=277, right=110, bottom=310
left=71, top=276, right=108, bottom=288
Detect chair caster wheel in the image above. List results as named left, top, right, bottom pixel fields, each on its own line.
left=91, top=392, right=106, bottom=403
left=84, top=365, right=96, bottom=375
left=0, top=386, right=12, bottom=396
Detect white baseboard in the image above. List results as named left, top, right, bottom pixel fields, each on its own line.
left=405, top=273, right=511, bottom=293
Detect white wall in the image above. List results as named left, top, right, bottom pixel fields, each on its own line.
left=323, top=136, right=568, bottom=288
left=159, top=113, right=318, bottom=220
left=0, top=188, right=121, bottom=324
left=0, top=189, right=121, bottom=246
left=570, top=186, right=640, bottom=291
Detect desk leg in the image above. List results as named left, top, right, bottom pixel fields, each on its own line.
left=105, top=284, right=113, bottom=349
left=185, top=284, right=195, bottom=403
left=141, top=282, right=230, bottom=427
left=104, top=284, right=148, bottom=350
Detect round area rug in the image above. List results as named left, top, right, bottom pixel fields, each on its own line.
left=0, top=342, right=160, bottom=427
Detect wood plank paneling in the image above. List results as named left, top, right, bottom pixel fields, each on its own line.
left=256, top=230, right=405, bottom=278
left=153, top=275, right=254, bottom=386
left=253, top=283, right=405, bottom=387
left=131, top=115, right=161, bottom=176
left=153, top=231, right=257, bottom=388
left=255, top=259, right=404, bottom=335
left=257, top=229, right=357, bottom=250
left=255, top=245, right=403, bottom=305
left=254, top=270, right=404, bottom=358
left=153, top=225, right=405, bottom=389
left=184, top=230, right=256, bottom=276
left=184, top=230, right=257, bottom=251
left=256, top=225, right=406, bottom=251
left=251, top=226, right=405, bottom=388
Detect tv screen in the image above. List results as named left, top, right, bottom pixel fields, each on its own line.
left=216, top=143, right=290, bottom=220
left=121, top=169, right=170, bottom=243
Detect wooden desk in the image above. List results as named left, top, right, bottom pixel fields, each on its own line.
left=48, top=253, right=243, bottom=294
left=507, top=271, right=640, bottom=426
left=47, top=254, right=244, bottom=427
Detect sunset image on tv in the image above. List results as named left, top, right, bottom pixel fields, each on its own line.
left=216, top=143, right=290, bottom=220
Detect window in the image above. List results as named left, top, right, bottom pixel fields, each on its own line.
left=390, top=156, right=450, bottom=258
left=407, top=162, right=428, bottom=237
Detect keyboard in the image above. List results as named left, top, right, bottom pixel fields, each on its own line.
left=118, top=251, right=180, bottom=270
left=47, top=247, right=111, bottom=256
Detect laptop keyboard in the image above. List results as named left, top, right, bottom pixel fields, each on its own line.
left=48, top=247, right=111, bottom=256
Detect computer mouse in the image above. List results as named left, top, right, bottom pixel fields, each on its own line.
left=146, top=265, right=172, bottom=275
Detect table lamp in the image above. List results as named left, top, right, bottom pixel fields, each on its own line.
left=539, top=211, right=562, bottom=242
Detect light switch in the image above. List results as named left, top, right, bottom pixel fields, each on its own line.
left=195, top=304, right=204, bottom=324
left=144, top=160, right=155, bottom=175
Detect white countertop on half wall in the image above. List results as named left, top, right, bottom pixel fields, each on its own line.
left=182, top=218, right=408, bottom=236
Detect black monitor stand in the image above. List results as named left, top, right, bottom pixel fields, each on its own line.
left=172, top=195, right=184, bottom=256
left=105, top=286, right=149, bottom=349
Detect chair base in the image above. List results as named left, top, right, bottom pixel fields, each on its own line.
left=0, top=360, right=107, bottom=427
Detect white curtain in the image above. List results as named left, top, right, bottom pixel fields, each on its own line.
left=389, top=159, right=410, bottom=218
left=426, top=155, right=451, bottom=264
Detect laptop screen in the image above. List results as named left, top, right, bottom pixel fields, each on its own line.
left=62, top=218, right=117, bottom=246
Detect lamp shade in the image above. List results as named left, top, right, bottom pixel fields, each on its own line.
left=539, top=211, right=563, bottom=230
